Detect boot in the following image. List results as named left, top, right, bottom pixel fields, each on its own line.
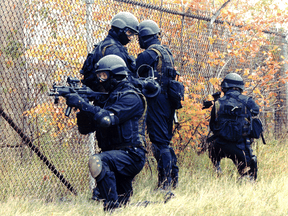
left=91, top=187, right=103, bottom=201
left=215, top=161, right=222, bottom=175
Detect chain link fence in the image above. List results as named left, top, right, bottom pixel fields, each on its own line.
left=1, top=0, right=287, bottom=200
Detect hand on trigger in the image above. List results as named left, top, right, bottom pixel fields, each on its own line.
left=66, top=93, right=85, bottom=109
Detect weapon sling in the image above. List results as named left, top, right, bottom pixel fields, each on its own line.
left=0, top=107, right=77, bottom=195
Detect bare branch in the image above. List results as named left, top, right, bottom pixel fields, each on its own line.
left=210, top=0, right=232, bottom=25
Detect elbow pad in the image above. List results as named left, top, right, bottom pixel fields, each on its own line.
left=94, top=109, right=119, bottom=127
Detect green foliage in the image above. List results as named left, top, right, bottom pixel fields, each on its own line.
left=1, top=30, right=24, bottom=60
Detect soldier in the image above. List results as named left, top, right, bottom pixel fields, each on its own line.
left=66, top=55, right=147, bottom=211
left=209, top=73, right=260, bottom=181
left=80, top=12, right=139, bottom=91
left=136, top=20, right=183, bottom=190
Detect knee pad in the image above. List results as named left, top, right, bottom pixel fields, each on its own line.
left=160, top=148, right=171, bottom=156
left=159, top=147, right=172, bottom=175
left=160, top=148, right=172, bottom=166
left=88, top=154, right=103, bottom=178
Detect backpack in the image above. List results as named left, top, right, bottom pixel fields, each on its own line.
left=148, top=44, right=184, bottom=109
left=168, top=80, right=184, bottom=109
left=148, top=44, right=177, bottom=87
left=80, top=40, right=115, bottom=87
left=250, top=117, right=263, bottom=139
left=231, top=94, right=264, bottom=139
left=215, top=94, right=263, bottom=142
left=214, top=94, right=251, bottom=142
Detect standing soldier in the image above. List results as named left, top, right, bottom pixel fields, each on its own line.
left=79, top=11, right=141, bottom=201
left=80, top=11, right=139, bottom=91
left=66, top=55, right=147, bottom=211
left=136, top=20, right=184, bottom=190
left=209, top=73, right=260, bottom=181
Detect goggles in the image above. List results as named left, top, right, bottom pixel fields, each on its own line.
left=124, top=28, right=138, bottom=37
left=96, top=71, right=110, bottom=82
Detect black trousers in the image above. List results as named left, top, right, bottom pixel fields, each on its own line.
left=209, top=140, right=256, bottom=177
left=95, top=147, right=146, bottom=209
left=152, top=143, right=179, bottom=189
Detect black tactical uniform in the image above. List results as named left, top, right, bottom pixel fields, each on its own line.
left=209, top=73, right=259, bottom=180
left=66, top=55, right=146, bottom=211
left=80, top=12, right=139, bottom=91
left=136, top=20, right=180, bottom=190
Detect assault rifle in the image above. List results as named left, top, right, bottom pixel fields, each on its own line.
left=202, top=92, right=221, bottom=109
left=49, top=77, right=108, bottom=117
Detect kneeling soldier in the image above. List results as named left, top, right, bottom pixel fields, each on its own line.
left=66, top=55, right=147, bottom=211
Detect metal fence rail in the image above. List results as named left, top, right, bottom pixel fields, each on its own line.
left=0, top=0, right=287, bottom=200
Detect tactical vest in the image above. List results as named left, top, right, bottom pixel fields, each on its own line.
left=96, top=84, right=147, bottom=151
left=80, top=37, right=123, bottom=81
left=148, top=44, right=177, bottom=90
left=214, top=93, right=251, bottom=142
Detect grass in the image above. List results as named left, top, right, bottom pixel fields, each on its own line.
left=1, top=138, right=288, bottom=216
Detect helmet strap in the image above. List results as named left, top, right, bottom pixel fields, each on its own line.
left=140, top=35, right=158, bottom=49
left=118, top=29, right=130, bottom=45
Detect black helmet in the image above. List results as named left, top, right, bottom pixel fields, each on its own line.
left=111, top=12, right=139, bottom=33
left=221, top=73, right=244, bottom=91
left=94, top=55, right=129, bottom=92
left=138, top=20, right=160, bottom=38
left=95, top=54, right=128, bottom=81
left=138, top=20, right=160, bottom=49
left=110, top=12, right=139, bottom=45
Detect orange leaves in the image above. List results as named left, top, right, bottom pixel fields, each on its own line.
left=23, top=103, right=51, bottom=117
left=57, top=122, right=65, bottom=131
left=243, top=68, right=250, bottom=76
left=209, top=77, right=220, bottom=86
left=6, top=60, right=13, bottom=68
left=23, top=101, right=77, bottom=138
left=171, top=73, right=212, bottom=154
left=207, top=51, right=225, bottom=59
left=253, top=87, right=261, bottom=95
left=208, top=36, right=216, bottom=45
left=280, top=78, right=287, bottom=85
left=189, top=58, right=195, bottom=65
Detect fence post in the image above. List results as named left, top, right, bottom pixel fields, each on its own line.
left=85, top=0, right=96, bottom=192
left=282, top=36, right=288, bottom=131
left=86, top=0, right=94, bottom=53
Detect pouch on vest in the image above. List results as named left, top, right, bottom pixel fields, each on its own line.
left=229, top=94, right=263, bottom=140
left=168, top=80, right=184, bottom=109
left=250, top=117, right=263, bottom=139
left=80, top=43, right=101, bottom=76
left=80, top=52, right=95, bottom=76
left=216, top=104, right=245, bottom=142
left=218, top=119, right=243, bottom=142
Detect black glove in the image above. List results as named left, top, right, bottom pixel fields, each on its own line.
left=144, top=80, right=158, bottom=92
left=202, top=100, right=213, bottom=109
left=66, top=93, right=86, bottom=109
left=76, top=111, right=97, bottom=135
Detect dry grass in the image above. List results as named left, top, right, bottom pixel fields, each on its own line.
left=1, top=138, right=288, bottom=216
